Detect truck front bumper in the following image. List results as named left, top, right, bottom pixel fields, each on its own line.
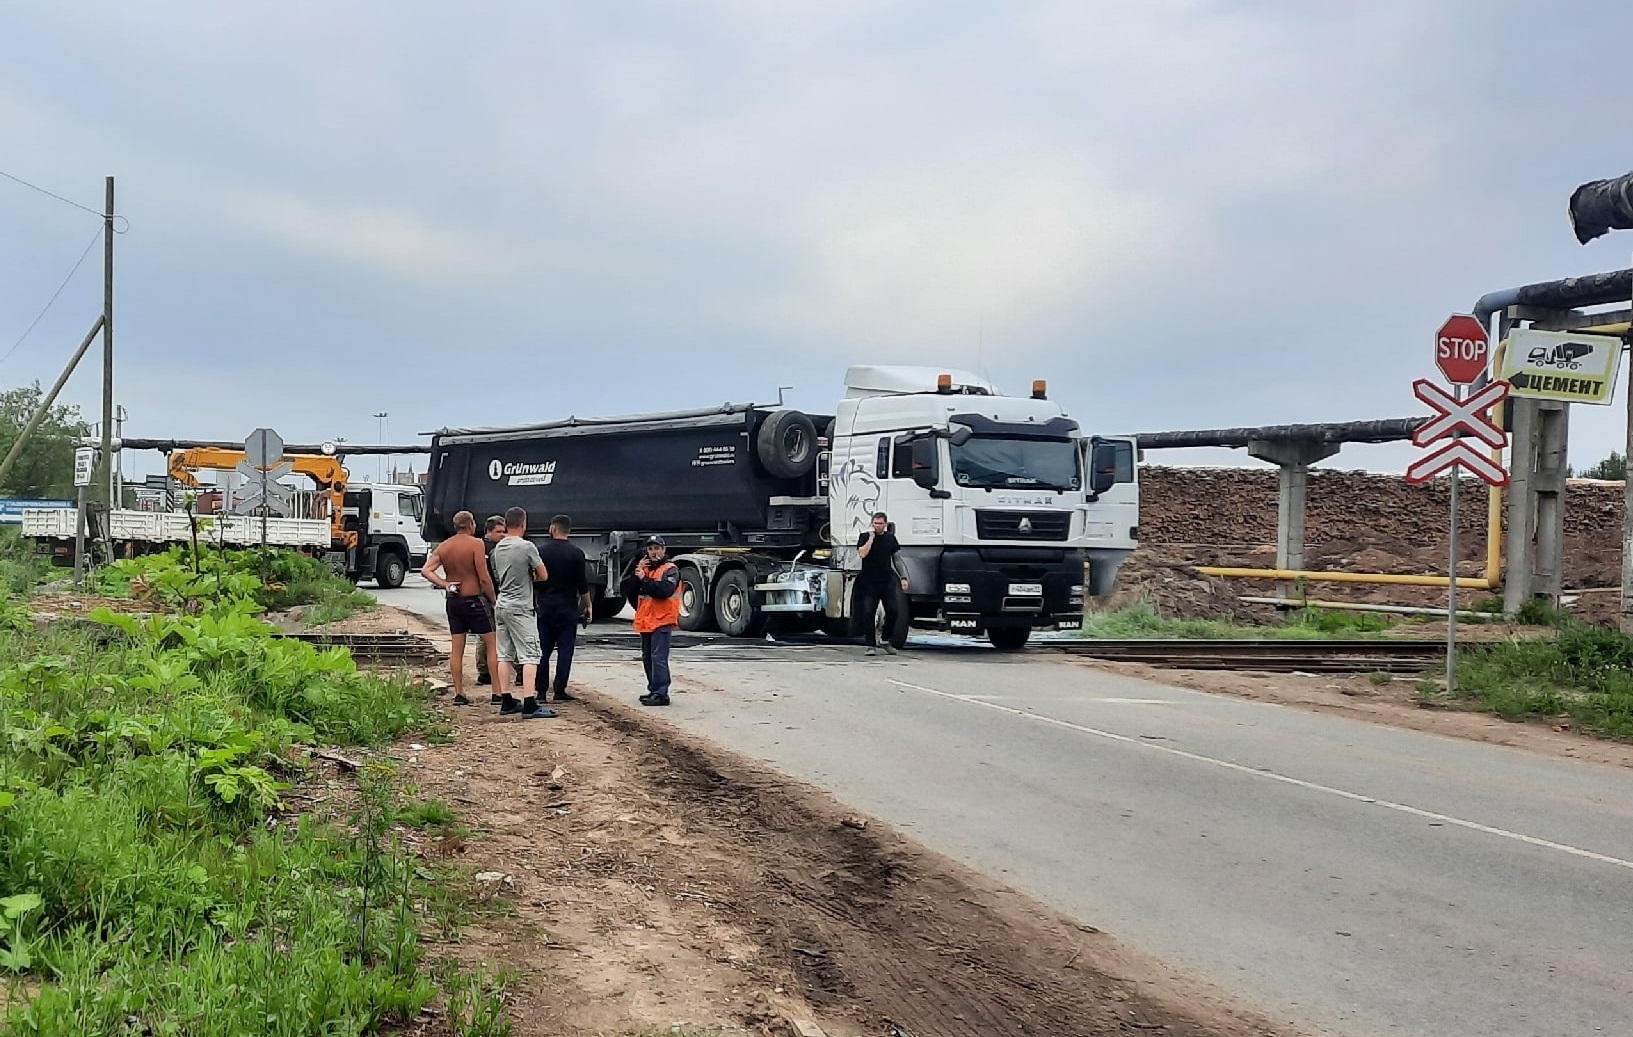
left=936, top=548, right=1085, bottom=633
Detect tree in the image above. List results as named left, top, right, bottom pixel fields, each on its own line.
left=0, top=383, right=89, bottom=498
left=1580, top=450, right=1627, bottom=482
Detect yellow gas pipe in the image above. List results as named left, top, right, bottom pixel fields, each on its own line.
left=1198, top=343, right=1509, bottom=592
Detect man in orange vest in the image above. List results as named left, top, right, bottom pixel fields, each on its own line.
left=627, top=535, right=680, bottom=706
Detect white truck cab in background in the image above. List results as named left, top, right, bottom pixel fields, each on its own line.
left=810, top=365, right=1137, bottom=649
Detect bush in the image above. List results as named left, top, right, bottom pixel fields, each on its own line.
left=1448, top=621, right=1633, bottom=740
left=0, top=528, right=51, bottom=597
left=96, top=546, right=375, bottom=625
left=0, top=597, right=460, bottom=1034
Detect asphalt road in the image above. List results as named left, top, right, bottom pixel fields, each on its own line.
left=578, top=645, right=1633, bottom=1037
left=372, top=580, right=1633, bottom=1036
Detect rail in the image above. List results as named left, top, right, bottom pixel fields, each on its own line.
left=1047, top=638, right=1455, bottom=674
left=277, top=631, right=442, bottom=663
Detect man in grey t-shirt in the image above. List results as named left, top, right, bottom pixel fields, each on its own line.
left=488, top=506, right=554, bottom=719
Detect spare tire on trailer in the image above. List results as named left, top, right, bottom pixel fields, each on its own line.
left=756, top=409, right=818, bottom=479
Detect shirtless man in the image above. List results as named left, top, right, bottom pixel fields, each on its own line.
left=421, top=510, right=498, bottom=705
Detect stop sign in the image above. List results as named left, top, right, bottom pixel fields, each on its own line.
left=1435, top=314, right=1490, bottom=384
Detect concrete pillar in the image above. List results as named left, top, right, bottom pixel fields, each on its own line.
left=1503, top=397, right=1539, bottom=616
left=1247, top=437, right=1342, bottom=601
left=1533, top=401, right=1570, bottom=601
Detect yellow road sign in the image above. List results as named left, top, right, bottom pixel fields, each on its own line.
left=1496, top=329, right=1623, bottom=405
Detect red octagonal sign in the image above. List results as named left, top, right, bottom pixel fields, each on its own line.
left=1436, top=313, right=1490, bottom=384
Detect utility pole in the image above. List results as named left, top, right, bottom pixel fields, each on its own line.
left=93, top=176, right=115, bottom=513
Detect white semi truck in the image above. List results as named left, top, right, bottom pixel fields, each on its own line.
left=423, top=366, right=1138, bottom=650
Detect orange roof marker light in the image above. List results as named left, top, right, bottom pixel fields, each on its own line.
left=1032, top=379, right=1047, bottom=400
left=936, top=373, right=953, bottom=393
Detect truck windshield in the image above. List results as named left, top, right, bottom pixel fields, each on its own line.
left=950, top=436, right=1081, bottom=492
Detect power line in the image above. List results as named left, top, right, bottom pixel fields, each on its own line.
left=0, top=168, right=104, bottom=219
left=0, top=225, right=104, bottom=368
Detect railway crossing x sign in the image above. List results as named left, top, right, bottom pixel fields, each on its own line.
left=1410, top=379, right=1509, bottom=449
left=234, top=427, right=294, bottom=517
left=1405, top=378, right=1510, bottom=487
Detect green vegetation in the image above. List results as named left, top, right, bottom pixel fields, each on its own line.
left=397, top=796, right=459, bottom=831
left=0, top=579, right=507, bottom=1033
left=0, top=383, right=88, bottom=499
left=1575, top=449, right=1627, bottom=481
left=1077, top=602, right=1395, bottom=640
left=96, top=546, right=375, bottom=627
left=1436, top=622, right=1633, bottom=741
left=0, top=528, right=51, bottom=598
left=1513, top=596, right=1570, bottom=628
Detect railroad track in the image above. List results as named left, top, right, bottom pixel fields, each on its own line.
left=1047, top=638, right=1454, bottom=674
left=278, top=631, right=442, bottom=663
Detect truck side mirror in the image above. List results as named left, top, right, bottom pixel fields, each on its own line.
left=947, top=426, right=972, bottom=447
left=910, top=437, right=939, bottom=490
left=1089, top=442, right=1118, bottom=495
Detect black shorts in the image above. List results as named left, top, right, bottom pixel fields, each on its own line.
left=446, top=594, right=493, bottom=636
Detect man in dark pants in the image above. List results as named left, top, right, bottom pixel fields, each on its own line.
left=621, top=535, right=680, bottom=706
left=533, top=514, right=592, bottom=703
left=856, top=511, right=909, bottom=656
left=475, top=515, right=507, bottom=694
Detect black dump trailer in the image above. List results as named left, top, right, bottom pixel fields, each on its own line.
left=423, top=404, right=833, bottom=632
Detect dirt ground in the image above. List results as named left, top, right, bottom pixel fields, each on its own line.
left=323, top=603, right=1298, bottom=1037
left=309, top=594, right=1633, bottom=1037
left=1132, top=467, right=1629, bottom=625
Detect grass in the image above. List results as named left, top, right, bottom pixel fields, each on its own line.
left=1077, top=602, right=1396, bottom=640
left=1432, top=622, right=1633, bottom=741
left=94, top=546, right=377, bottom=627
left=0, top=593, right=510, bottom=1034
left=0, top=528, right=51, bottom=598
left=397, top=796, right=458, bottom=830
left=302, top=581, right=380, bottom=627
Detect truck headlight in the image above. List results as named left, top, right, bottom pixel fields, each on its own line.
left=944, top=583, right=971, bottom=594
left=1069, top=584, right=1084, bottom=597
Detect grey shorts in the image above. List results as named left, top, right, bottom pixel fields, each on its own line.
left=495, top=607, right=542, bottom=664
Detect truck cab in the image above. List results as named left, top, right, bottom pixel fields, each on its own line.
left=821, top=366, right=1133, bottom=649
left=334, top=483, right=429, bottom=588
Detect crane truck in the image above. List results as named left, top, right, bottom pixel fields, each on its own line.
left=24, top=446, right=429, bottom=587
left=421, top=366, right=1138, bottom=650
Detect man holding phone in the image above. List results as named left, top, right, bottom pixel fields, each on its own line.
left=856, top=511, right=909, bottom=656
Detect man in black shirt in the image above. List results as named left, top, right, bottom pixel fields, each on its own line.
left=533, top=514, right=593, bottom=703
left=856, top=511, right=909, bottom=656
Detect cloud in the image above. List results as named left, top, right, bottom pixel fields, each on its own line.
left=755, top=150, right=1181, bottom=354
left=220, top=188, right=520, bottom=281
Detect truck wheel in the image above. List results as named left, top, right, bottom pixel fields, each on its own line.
left=713, top=569, right=766, bottom=637
left=820, top=618, right=853, bottom=639
left=677, top=567, right=716, bottom=632
left=756, top=409, right=818, bottom=479
left=375, top=551, right=407, bottom=589
left=987, top=626, right=1031, bottom=651
left=590, top=593, right=625, bottom=622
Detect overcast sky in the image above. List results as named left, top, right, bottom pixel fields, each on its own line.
left=3, top=0, right=1633, bottom=485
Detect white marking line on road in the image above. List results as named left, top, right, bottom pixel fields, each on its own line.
left=887, top=678, right=1633, bottom=873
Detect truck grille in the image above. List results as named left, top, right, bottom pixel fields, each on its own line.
left=975, top=510, right=1070, bottom=542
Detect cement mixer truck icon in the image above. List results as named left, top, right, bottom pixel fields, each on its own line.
left=1526, top=340, right=1594, bottom=370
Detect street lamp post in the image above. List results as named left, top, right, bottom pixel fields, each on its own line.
left=373, top=412, right=389, bottom=482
